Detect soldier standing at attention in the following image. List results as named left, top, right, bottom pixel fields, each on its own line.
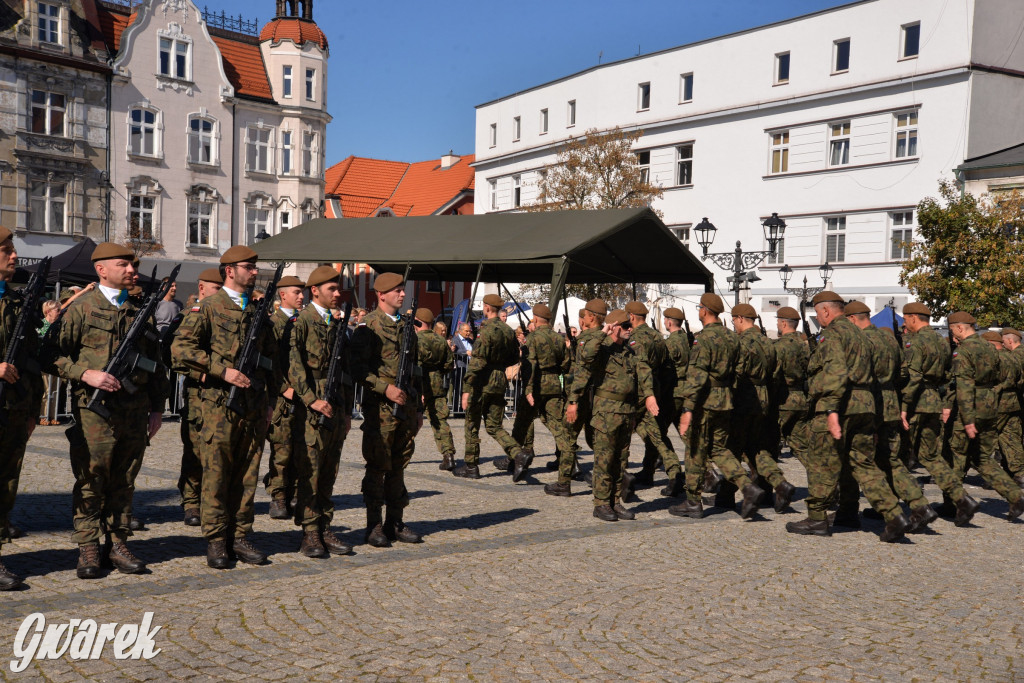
left=1000, top=327, right=1024, bottom=484
left=350, top=273, right=424, bottom=547
left=785, top=291, right=910, bottom=541
left=171, top=246, right=277, bottom=569
left=0, top=226, right=43, bottom=590
left=415, top=308, right=456, bottom=471
left=773, top=307, right=810, bottom=468
left=454, top=293, right=523, bottom=480
left=177, top=268, right=223, bottom=527
left=289, top=266, right=354, bottom=558
left=672, top=293, right=763, bottom=520
left=264, top=275, right=306, bottom=520
left=55, top=243, right=165, bottom=579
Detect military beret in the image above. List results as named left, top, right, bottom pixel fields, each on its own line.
left=981, top=330, right=1002, bottom=342
left=0, top=226, right=12, bottom=244
left=198, top=267, right=223, bottom=284
left=277, top=275, right=305, bottom=288
left=811, top=291, right=844, bottom=306
left=699, top=293, right=724, bottom=314
left=948, top=311, right=976, bottom=325
left=306, top=265, right=340, bottom=288
left=663, top=307, right=685, bottom=321
left=776, top=306, right=800, bottom=321
left=415, top=307, right=435, bottom=325
left=731, top=303, right=757, bottom=319
left=91, top=242, right=135, bottom=262
left=220, top=245, right=258, bottom=265
left=606, top=309, right=629, bottom=326
left=625, top=301, right=648, bottom=316
left=532, top=303, right=552, bottom=319
left=373, top=272, right=404, bottom=293
left=482, top=293, right=504, bottom=308
left=585, top=298, right=609, bottom=316
left=844, top=301, right=871, bottom=315
left=1002, top=327, right=1022, bottom=339
left=903, top=302, right=931, bottom=316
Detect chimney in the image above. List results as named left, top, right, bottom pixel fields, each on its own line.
left=440, top=150, right=460, bottom=170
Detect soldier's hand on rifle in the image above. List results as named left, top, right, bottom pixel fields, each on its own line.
left=827, top=412, right=842, bottom=439
left=148, top=411, right=162, bottom=439
left=941, top=408, right=951, bottom=424
left=678, top=411, right=692, bottom=437
left=965, top=423, right=978, bottom=439
left=900, top=411, right=910, bottom=431
left=310, top=399, right=333, bottom=418
left=645, top=395, right=659, bottom=417
left=82, top=369, right=120, bottom=392
left=526, top=393, right=535, bottom=406
left=222, top=368, right=251, bottom=388
left=386, top=385, right=408, bottom=405
left=0, top=362, right=19, bottom=384
left=461, top=392, right=470, bottom=411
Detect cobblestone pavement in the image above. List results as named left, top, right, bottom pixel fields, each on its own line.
left=1, top=416, right=1022, bottom=681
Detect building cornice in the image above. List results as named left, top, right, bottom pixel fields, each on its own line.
left=0, top=43, right=111, bottom=74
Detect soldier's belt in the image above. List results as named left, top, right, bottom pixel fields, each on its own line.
left=594, top=388, right=636, bottom=402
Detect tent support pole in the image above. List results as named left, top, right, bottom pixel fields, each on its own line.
left=467, top=261, right=484, bottom=332
left=548, top=256, right=570, bottom=320
left=631, top=282, right=637, bottom=300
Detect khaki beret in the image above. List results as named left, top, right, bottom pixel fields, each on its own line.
left=1001, top=327, right=1022, bottom=339
left=948, top=311, right=976, bottom=325
left=844, top=301, right=871, bottom=315
left=306, top=265, right=340, bottom=288
left=625, top=301, right=648, bottom=316
left=606, top=309, right=629, bottom=326
left=482, top=293, right=504, bottom=308
left=373, top=272, right=404, bottom=293
left=699, top=293, right=724, bottom=314
left=585, top=298, right=609, bottom=316
left=0, top=226, right=12, bottom=244
left=532, top=303, right=552, bottom=319
left=277, top=275, right=305, bottom=288
left=776, top=306, right=800, bottom=321
left=91, top=242, right=135, bottom=262
left=663, top=307, right=685, bottom=322
left=981, top=330, right=1003, bottom=342
left=731, top=303, right=757, bottom=319
left=220, top=245, right=258, bottom=265
left=903, top=302, right=931, bottom=316
left=415, top=307, right=435, bottom=325
left=199, top=267, right=223, bottom=284
left=811, top=291, right=844, bottom=306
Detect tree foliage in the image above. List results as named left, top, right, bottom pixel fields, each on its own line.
left=900, top=180, right=1024, bottom=326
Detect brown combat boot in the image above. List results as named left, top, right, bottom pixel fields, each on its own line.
left=613, top=503, right=635, bottom=520
left=543, top=481, right=571, bottom=497
left=232, top=537, right=268, bottom=565
left=321, top=528, right=353, bottom=555
left=879, top=512, right=911, bottom=543
left=384, top=516, right=423, bottom=544
left=439, top=453, right=454, bottom=471
left=77, top=542, right=102, bottom=579
left=592, top=504, right=618, bottom=522
left=365, top=523, right=391, bottom=547
left=183, top=507, right=201, bottom=527
left=785, top=517, right=831, bottom=536
left=907, top=504, right=938, bottom=533
left=954, top=494, right=980, bottom=527
left=773, top=481, right=796, bottom=513
left=739, top=483, right=764, bottom=519
left=299, top=530, right=328, bottom=558
left=268, top=498, right=290, bottom=520
left=452, top=463, right=481, bottom=479
left=668, top=499, right=704, bottom=519
left=660, top=472, right=684, bottom=498
left=109, top=541, right=146, bottom=574
left=206, top=538, right=230, bottom=569
left=0, top=558, right=24, bottom=591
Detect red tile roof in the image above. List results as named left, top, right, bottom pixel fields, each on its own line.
left=259, top=17, right=328, bottom=51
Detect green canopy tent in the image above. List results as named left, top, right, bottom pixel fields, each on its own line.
left=253, top=208, right=713, bottom=315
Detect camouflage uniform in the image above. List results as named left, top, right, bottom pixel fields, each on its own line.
left=773, top=331, right=810, bottom=467
left=565, top=327, right=603, bottom=455
left=55, top=288, right=167, bottom=545
left=264, top=308, right=303, bottom=505
left=171, top=287, right=277, bottom=541
left=521, top=325, right=574, bottom=484
left=462, top=317, right=520, bottom=466
left=629, top=323, right=679, bottom=479
left=417, top=327, right=455, bottom=459
left=994, top=347, right=1024, bottom=480
left=732, top=327, right=785, bottom=488
left=663, top=329, right=690, bottom=428
left=176, top=304, right=206, bottom=512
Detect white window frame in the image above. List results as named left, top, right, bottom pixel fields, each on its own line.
left=770, top=131, right=789, bottom=174
left=894, top=111, right=919, bottom=159
left=833, top=38, right=851, bottom=74
left=159, top=35, right=192, bottom=80
left=302, top=130, right=317, bottom=177
left=128, top=107, right=160, bottom=158
left=900, top=22, right=921, bottom=60
left=567, top=99, right=576, bottom=127
left=679, top=73, right=693, bottom=103
left=280, top=210, right=291, bottom=233
left=29, top=177, right=66, bottom=233
left=767, top=236, right=785, bottom=265
left=774, top=52, right=790, bottom=85
left=637, top=82, right=651, bottom=111
left=280, top=129, right=294, bottom=175
left=129, top=193, right=156, bottom=242
left=539, top=108, right=548, bottom=135
left=31, top=90, right=65, bottom=137
left=825, top=216, right=847, bottom=263
left=890, top=210, right=914, bottom=260
left=37, top=2, right=61, bottom=45
left=245, top=194, right=273, bottom=245
left=675, top=143, right=693, bottom=186
left=305, top=68, right=316, bottom=101
left=187, top=114, right=217, bottom=166
left=300, top=199, right=318, bottom=225
left=489, top=123, right=497, bottom=148
left=828, top=121, right=851, bottom=167
left=668, top=223, right=691, bottom=249
left=282, top=65, right=293, bottom=98
left=489, top=179, right=497, bottom=210
left=636, top=150, right=650, bottom=184
left=512, top=116, right=521, bottom=142
left=186, top=189, right=216, bottom=247
left=245, top=124, right=274, bottom=174
left=512, top=175, right=521, bottom=209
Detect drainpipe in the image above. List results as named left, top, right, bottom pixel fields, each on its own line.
left=104, top=64, right=112, bottom=241
left=231, top=100, right=237, bottom=246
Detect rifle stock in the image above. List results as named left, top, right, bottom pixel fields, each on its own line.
left=317, top=297, right=353, bottom=426
left=392, top=294, right=420, bottom=419
left=226, top=263, right=285, bottom=416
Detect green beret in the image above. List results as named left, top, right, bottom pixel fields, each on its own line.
left=776, top=306, right=800, bottom=321
left=532, top=303, right=552, bottom=319
left=844, top=301, right=871, bottom=315
left=373, top=272, right=404, bottom=293
left=699, top=293, right=724, bottom=314
left=811, top=291, right=844, bottom=306
left=625, top=301, right=648, bottom=316
left=306, top=266, right=340, bottom=288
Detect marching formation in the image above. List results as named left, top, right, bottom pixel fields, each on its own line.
left=0, top=231, right=1022, bottom=592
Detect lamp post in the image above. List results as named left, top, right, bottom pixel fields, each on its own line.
left=778, top=261, right=833, bottom=305
left=695, top=213, right=786, bottom=306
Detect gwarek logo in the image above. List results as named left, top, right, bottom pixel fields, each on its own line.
left=10, top=612, right=162, bottom=673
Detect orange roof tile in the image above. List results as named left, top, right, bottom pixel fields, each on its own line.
left=96, top=4, right=133, bottom=52
left=259, top=17, right=328, bottom=50
left=381, top=155, right=476, bottom=216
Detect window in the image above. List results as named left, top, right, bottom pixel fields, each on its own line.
left=679, top=73, right=693, bottom=103
left=302, top=203, right=317, bottom=224
left=129, top=108, right=158, bottom=157
left=280, top=211, right=291, bottom=233
left=540, top=108, right=548, bottom=134
left=489, top=123, right=497, bottom=147
left=675, top=144, right=693, bottom=186
left=770, top=131, right=789, bottom=174
left=669, top=224, right=691, bottom=249
left=636, top=150, right=650, bottom=183
left=246, top=205, right=270, bottom=245
left=281, top=130, right=293, bottom=174
left=833, top=39, right=850, bottom=73
left=188, top=198, right=214, bottom=246
left=901, top=22, right=920, bottom=59
left=512, top=116, right=521, bottom=142
left=829, top=121, right=851, bottom=166
left=282, top=65, right=292, bottom=98
left=246, top=126, right=272, bottom=173
left=638, top=82, right=651, bottom=111
left=31, top=90, right=65, bottom=136
left=29, top=179, right=65, bottom=232
left=37, top=2, right=60, bottom=44
left=305, top=68, right=315, bottom=100
left=891, top=211, right=914, bottom=260
left=775, top=52, right=790, bottom=84
left=159, top=37, right=190, bottom=79
left=129, top=194, right=155, bottom=241
left=825, top=216, right=846, bottom=262
left=302, top=131, right=316, bottom=176
left=567, top=99, right=576, bottom=127
left=768, top=237, right=785, bottom=265
left=895, top=111, right=918, bottom=158
left=489, top=179, right=497, bottom=210
left=188, top=116, right=214, bottom=165
left=512, top=175, right=521, bottom=208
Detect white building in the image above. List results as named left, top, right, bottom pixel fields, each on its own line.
left=473, top=0, right=1024, bottom=325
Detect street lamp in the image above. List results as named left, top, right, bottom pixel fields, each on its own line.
left=695, top=214, right=786, bottom=305
left=779, top=262, right=832, bottom=306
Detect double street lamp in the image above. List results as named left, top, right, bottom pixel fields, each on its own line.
left=778, top=261, right=833, bottom=305
left=695, top=213, right=787, bottom=305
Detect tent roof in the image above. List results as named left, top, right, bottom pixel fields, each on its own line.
left=254, top=208, right=713, bottom=286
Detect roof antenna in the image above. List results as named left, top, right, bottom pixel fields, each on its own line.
left=598, top=50, right=603, bottom=65
left=637, top=44, right=640, bottom=56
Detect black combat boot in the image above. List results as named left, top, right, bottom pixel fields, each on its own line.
left=268, top=498, right=290, bottom=520
left=879, top=512, right=911, bottom=542
left=321, top=528, right=354, bottom=554
left=384, top=516, right=423, bottom=544
left=668, top=499, right=704, bottom=519
left=543, top=481, right=571, bottom=497
left=953, top=494, right=980, bottom=527
left=492, top=456, right=511, bottom=472
left=773, top=480, right=796, bottom=513
left=232, top=537, right=268, bottom=565
left=592, top=504, right=617, bottom=522
left=936, top=493, right=957, bottom=519
left=907, top=504, right=938, bottom=533
left=660, top=471, right=684, bottom=498
left=831, top=508, right=862, bottom=529
left=109, top=540, right=146, bottom=574
left=206, top=538, right=230, bottom=569
left=453, top=463, right=481, bottom=479
left=365, top=509, right=391, bottom=547
left=619, top=471, right=636, bottom=500
left=183, top=507, right=201, bottom=527
left=0, top=557, right=24, bottom=590
left=715, top=479, right=738, bottom=511
left=785, top=517, right=831, bottom=536
left=77, top=542, right=102, bottom=579
left=299, top=530, right=328, bottom=558
left=632, top=469, right=656, bottom=487
left=613, top=503, right=636, bottom=520
left=703, top=468, right=724, bottom=494
left=739, top=483, right=764, bottom=519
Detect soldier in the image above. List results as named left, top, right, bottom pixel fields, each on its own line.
left=415, top=307, right=456, bottom=470
left=558, top=300, right=606, bottom=485
left=289, top=266, right=354, bottom=558
left=264, top=275, right=306, bottom=519
left=785, top=291, right=910, bottom=541
left=845, top=301, right=937, bottom=532
left=672, top=293, right=764, bottom=520
left=1000, top=327, right=1024, bottom=484
left=773, top=307, right=810, bottom=468
left=454, top=293, right=523, bottom=480
left=945, top=315, right=1024, bottom=521
left=177, top=268, right=223, bottom=527
left=989, top=329, right=1024, bottom=485
left=350, top=273, right=424, bottom=547
left=0, top=227, right=43, bottom=590
left=662, top=308, right=690, bottom=430
left=568, top=309, right=657, bottom=521
left=55, top=242, right=166, bottom=579
left=171, top=245, right=277, bottom=568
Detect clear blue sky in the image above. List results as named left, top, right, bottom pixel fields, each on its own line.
left=211, top=0, right=853, bottom=164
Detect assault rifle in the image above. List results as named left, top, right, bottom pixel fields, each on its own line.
left=317, top=297, right=353, bottom=426
left=799, top=300, right=818, bottom=352
left=756, top=313, right=768, bottom=336
left=226, top=263, right=284, bottom=416
left=392, top=294, right=420, bottom=418
left=562, top=301, right=576, bottom=355
left=0, top=257, right=51, bottom=423
left=682, top=316, right=695, bottom=347
left=889, top=303, right=903, bottom=346
left=86, top=264, right=180, bottom=419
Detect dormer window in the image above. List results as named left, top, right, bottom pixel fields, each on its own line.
left=159, top=37, right=191, bottom=80
left=37, top=2, right=60, bottom=45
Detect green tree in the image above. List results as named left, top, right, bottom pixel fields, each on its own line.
left=900, top=180, right=1024, bottom=326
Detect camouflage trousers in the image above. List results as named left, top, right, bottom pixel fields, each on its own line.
left=296, top=409, right=347, bottom=531
left=950, top=418, right=1023, bottom=504
left=566, top=400, right=595, bottom=455
left=638, top=392, right=680, bottom=478
left=0, top=410, right=32, bottom=546
left=805, top=412, right=900, bottom=522
left=777, top=409, right=810, bottom=468
left=683, top=408, right=752, bottom=505
left=263, top=395, right=303, bottom=502
left=197, top=395, right=268, bottom=540
left=360, top=399, right=416, bottom=523
left=591, top=411, right=632, bottom=505
left=67, top=400, right=149, bottom=545
left=874, top=421, right=928, bottom=510
left=905, top=412, right=964, bottom=501
left=513, top=394, right=576, bottom=484
left=464, top=390, right=520, bottom=466
left=995, top=411, right=1024, bottom=477
left=423, top=390, right=455, bottom=457
left=731, top=411, right=786, bottom=488
left=177, top=390, right=202, bottom=509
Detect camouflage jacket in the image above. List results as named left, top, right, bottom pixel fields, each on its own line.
left=807, top=316, right=875, bottom=416
left=271, top=308, right=298, bottom=398
left=526, top=324, right=569, bottom=397
left=465, top=316, right=517, bottom=395
left=585, top=335, right=653, bottom=415
left=951, top=333, right=1000, bottom=424
left=417, top=329, right=453, bottom=397
left=629, top=322, right=668, bottom=396
left=663, top=329, right=690, bottom=399
left=56, top=287, right=167, bottom=412
left=996, top=348, right=1021, bottom=415
left=863, top=325, right=902, bottom=423
left=734, top=326, right=774, bottom=415
left=288, top=305, right=353, bottom=416
left=681, top=322, right=738, bottom=412
left=0, top=287, right=44, bottom=412
left=567, top=326, right=605, bottom=405
left=901, top=326, right=950, bottom=415
left=350, top=307, right=421, bottom=406
left=773, top=331, right=809, bottom=412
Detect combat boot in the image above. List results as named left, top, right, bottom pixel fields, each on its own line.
left=544, top=481, right=571, bottom=497
left=268, top=498, right=290, bottom=520
left=206, top=538, right=230, bottom=569
left=183, top=507, right=201, bottom=527
left=785, top=517, right=831, bottom=536
left=773, top=481, right=796, bottom=513
left=619, top=471, right=636, bottom=501
left=703, top=469, right=724, bottom=494
left=129, top=516, right=145, bottom=532
left=879, top=512, right=911, bottom=543
left=583, top=469, right=594, bottom=487
left=512, top=449, right=534, bottom=482
left=492, top=456, right=511, bottom=472
left=232, top=537, right=268, bottom=565
left=862, top=507, right=884, bottom=520
left=1007, top=495, right=1024, bottom=521
left=831, top=509, right=862, bottom=529
left=109, top=541, right=146, bottom=574
left=739, top=483, right=764, bottom=519
left=715, top=479, right=738, bottom=511
left=570, top=456, right=581, bottom=480
left=0, top=558, right=24, bottom=590
left=321, top=528, right=353, bottom=555
left=77, top=542, right=102, bottom=579
left=668, top=499, right=704, bottom=519
left=592, top=504, right=617, bottom=522
left=660, top=472, right=684, bottom=498
left=439, top=453, right=454, bottom=471
left=299, top=530, right=328, bottom=558
left=613, top=503, right=636, bottom=520
left=365, top=524, right=391, bottom=548
left=907, top=504, right=938, bottom=533
left=632, top=469, right=655, bottom=487
left=384, top=517, right=423, bottom=544
left=453, top=463, right=481, bottom=479
left=936, top=493, right=957, bottom=519
left=954, top=494, right=981, bottom=527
